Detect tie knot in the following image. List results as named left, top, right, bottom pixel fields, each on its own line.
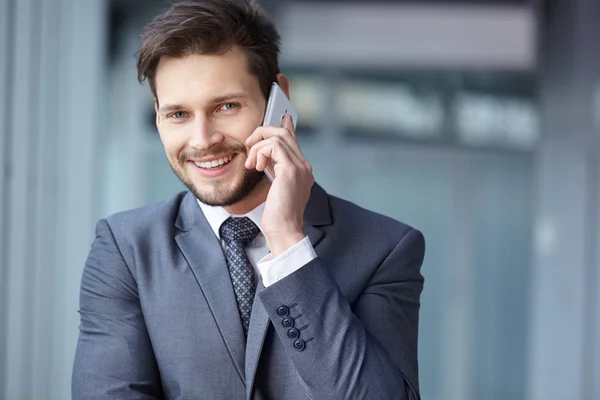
left=219, top=217, right=260, bottom=247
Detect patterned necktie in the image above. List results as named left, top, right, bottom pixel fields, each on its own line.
left=219, top=217, right=261, bottom=337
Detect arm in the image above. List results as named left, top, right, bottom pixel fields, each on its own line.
left=72, top=219, right=162, bottom=400
left=258, top=228, right=425, bottom=400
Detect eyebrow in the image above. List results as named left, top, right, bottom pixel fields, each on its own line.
left=158, top=93, right=249, bottom=114
left=208, top=92, right=249, bottom=104
left=158, top=104, right=186, bottom=114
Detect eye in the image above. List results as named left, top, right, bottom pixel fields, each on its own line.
left=168, top=111, right=188, bottom=119
left=219, top=103, right=239, bottom=111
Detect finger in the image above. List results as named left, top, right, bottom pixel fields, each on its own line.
left=245, top=137, right=283, bottom=170
left=246, top=136, right=302, bottom=169
left=246, top=123, right=305, bottom=163
left=245, top=119, right=297, bottom=147
left=245, top=137, right=272, bottom=169
left=255, top=144, right=275, bottom=172
left=246, top=133, right=294, bottom=166
left=256, top=150, right=269, bottom=172
left=282, top=114, right=296, bottom=139
left=252, top=132, right=311, bottom=175
left=255, top=140, right=293, bottom=172
left=280, top=115, right=305, bottom=160
left=245, top=126, right=285, bottom=148
left=246, top=137, right=303, bottom=171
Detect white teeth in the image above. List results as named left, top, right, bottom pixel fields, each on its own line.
left=194, top=155, right=234, bottom=169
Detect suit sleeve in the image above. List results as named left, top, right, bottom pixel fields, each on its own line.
left=72, top=219, right=162, bottom=400
left=257, top=228, right=425, bottom=400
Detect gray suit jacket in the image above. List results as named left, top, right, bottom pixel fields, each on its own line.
left=72, top=183, right=425, bottom=400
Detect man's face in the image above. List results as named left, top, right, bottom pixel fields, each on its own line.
left=154, top=47, right=267, bottom=207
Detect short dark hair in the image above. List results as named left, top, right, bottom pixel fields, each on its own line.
left=136, top=0, right=281, bottom=103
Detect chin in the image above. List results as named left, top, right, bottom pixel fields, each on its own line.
left=179, top=167, right=265, bottom=207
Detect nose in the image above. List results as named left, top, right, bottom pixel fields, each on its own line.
left=189, top=115, right=224, bottom=151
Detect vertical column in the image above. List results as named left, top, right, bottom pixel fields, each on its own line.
left=30, top=0, right=66, bottom=396
left=51, top=0, right=108, bottom=398
left=584, top=2, right=600, bottom=397
left=528, top=0, right=600, bottom=399
left=440, top=158, right=476, bottom=400
left=4, top=0, right=42, bottom=397
left=0, top=0, right=13, bottom=396
left=0, top=0, right=107, bottom=398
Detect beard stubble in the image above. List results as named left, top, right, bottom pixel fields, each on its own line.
left=170, top=144, right=266, bottom=207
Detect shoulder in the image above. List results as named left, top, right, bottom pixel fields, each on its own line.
left=100, top=191, right=188, bottom=238
left=317, top=188, right=426, bottom=283
left=324, top=191, right=425, bottom=257
left=328, top=194, right=416, bottom=237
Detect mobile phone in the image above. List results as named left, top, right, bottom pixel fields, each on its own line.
left=261, top=82, right=298, bottom=181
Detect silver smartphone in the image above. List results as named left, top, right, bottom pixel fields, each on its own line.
left=261, top=82, right=298, bottom=181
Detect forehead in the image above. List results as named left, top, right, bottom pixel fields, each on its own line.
left=154, top=47, right=261, bottom=104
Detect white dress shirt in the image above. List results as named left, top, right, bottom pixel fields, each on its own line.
left=197, top=200, right=317, bottom=287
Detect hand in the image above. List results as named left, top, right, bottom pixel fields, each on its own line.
left=245, top=115, right=314, bottom=256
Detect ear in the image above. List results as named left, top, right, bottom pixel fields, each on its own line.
left=276, top=73, right=291, bottom=99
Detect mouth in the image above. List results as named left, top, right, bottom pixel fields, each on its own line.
left=187, top=153, right=240, bottom=179
left=192, top=153, right=236, bottom=170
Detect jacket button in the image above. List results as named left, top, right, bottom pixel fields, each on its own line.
left=287, top=328, right=300, bottom=339
left=293, top=339, right=306, bottom=351
left=282, top=317, right=294, bottom=328
left=277, top=306, right=290, bottom=317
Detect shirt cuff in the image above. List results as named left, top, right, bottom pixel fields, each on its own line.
left=257, top=236, right=317, bottom=287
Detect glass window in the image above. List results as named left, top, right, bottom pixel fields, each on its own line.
left=454, top=91, right=540, bottom=149
left=335, top=80, right=445, bottom=139
left=287, top=74, right=327, bottom=130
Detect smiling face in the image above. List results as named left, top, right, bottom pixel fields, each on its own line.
left=154, top=47, right=269, bottom=208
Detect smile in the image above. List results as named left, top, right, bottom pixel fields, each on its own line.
left=193, top=154, right=235, bottom=170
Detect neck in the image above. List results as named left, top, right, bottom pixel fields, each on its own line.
left=223, top=177, right=270, bottom=215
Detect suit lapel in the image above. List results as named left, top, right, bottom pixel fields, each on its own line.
left=245, top=184, right=331, bottom=399
left=174, top=192, right=246, bottom=385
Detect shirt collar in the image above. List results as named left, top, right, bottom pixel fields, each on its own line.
left=196, top=199, right=265, bottom=240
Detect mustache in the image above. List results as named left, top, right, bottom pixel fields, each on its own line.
left=179, top=143, right=247, bottom=163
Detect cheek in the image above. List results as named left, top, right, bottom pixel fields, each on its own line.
left=158, top=129, right=185, bottom=161
left=224, top=113, right=262, bottom=143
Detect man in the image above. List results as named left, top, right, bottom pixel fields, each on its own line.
left=72, top=1, right=426, bottom=399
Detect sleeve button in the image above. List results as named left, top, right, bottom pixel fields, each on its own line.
left=287, top=328, right=300, bottom=339
left=293, top=339, right=306, bottom=351
left=282, top=317, right=294, bottom=328
left=277, top=306, right=290, bottom=317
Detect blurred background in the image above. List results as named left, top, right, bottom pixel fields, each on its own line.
left=1, top=0, right=599, bottom=399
